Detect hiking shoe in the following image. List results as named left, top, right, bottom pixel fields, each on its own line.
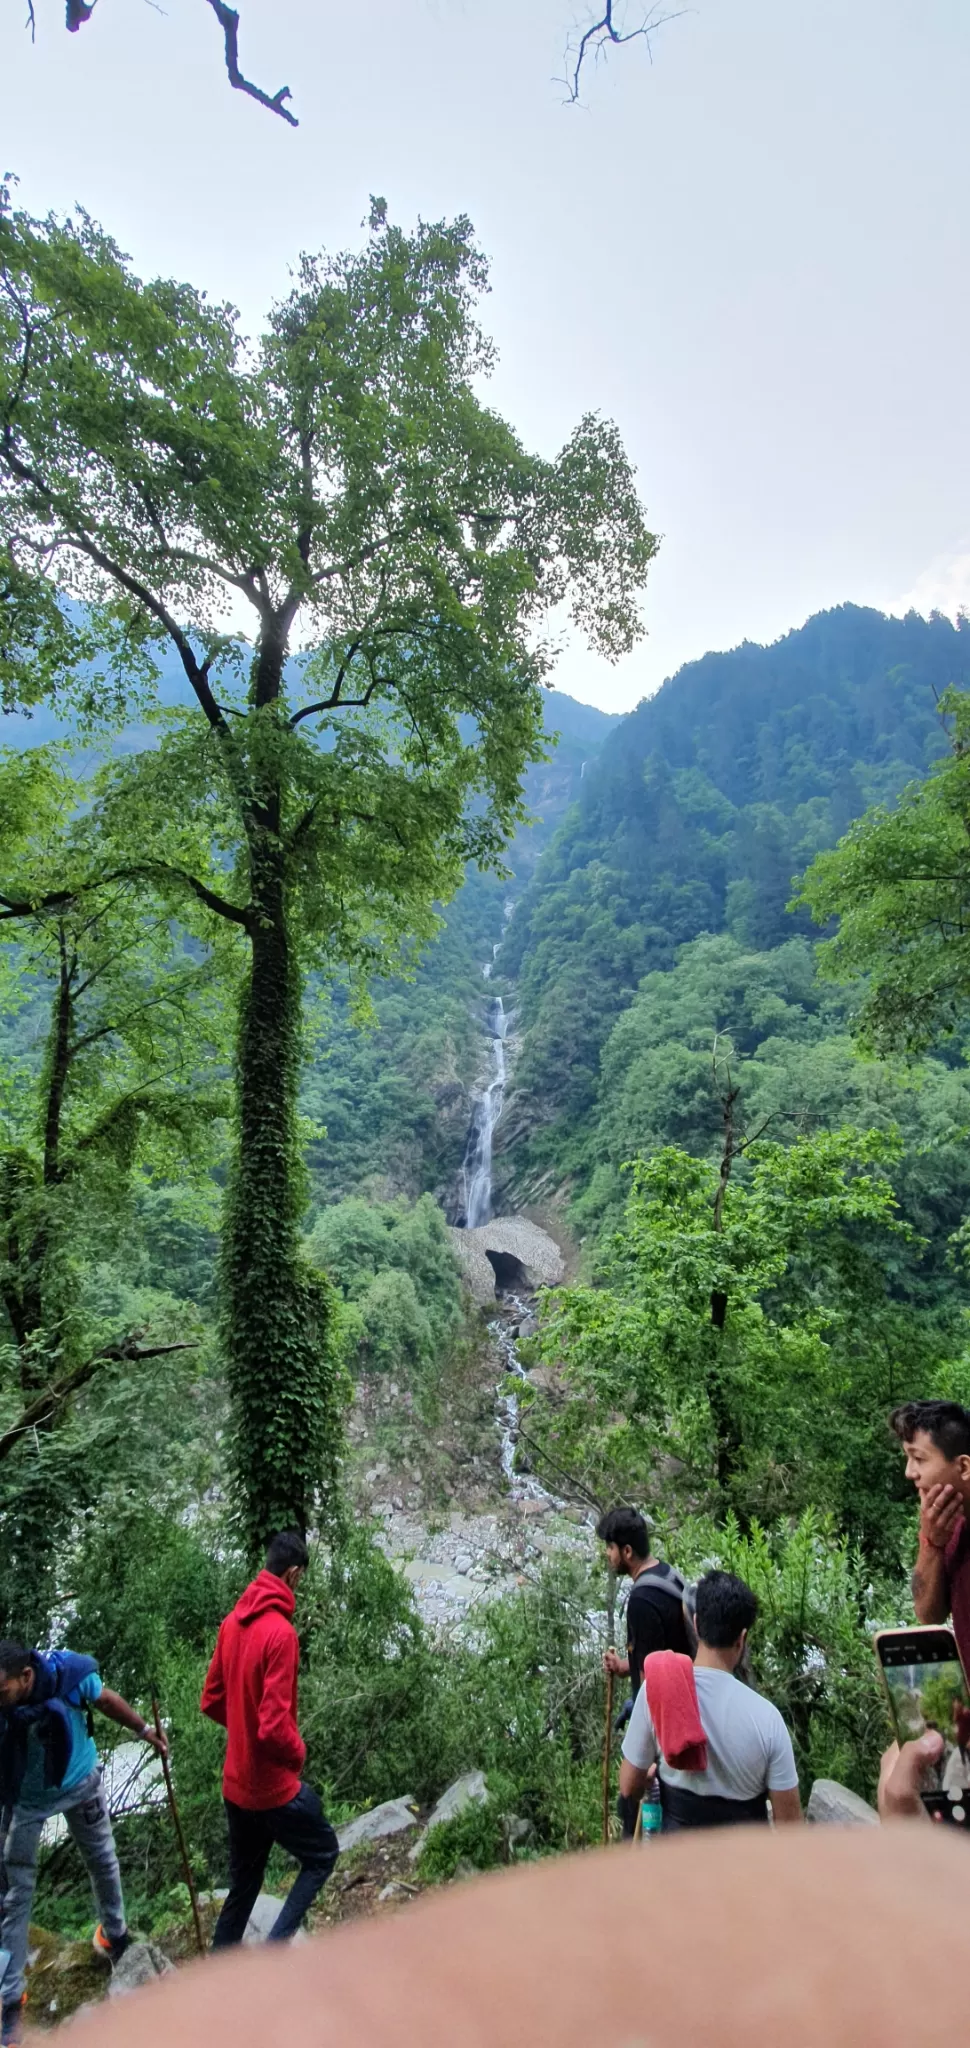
left=1, top=1995, right=26, bottom=2047
left=93, top=1924, right=131, bottom=1965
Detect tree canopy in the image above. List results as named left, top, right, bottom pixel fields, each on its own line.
left=797, top=686, right=970, bottom=1055
left=0, top=186, right=655, bottom=1547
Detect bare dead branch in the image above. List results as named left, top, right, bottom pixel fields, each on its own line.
left=563, top=2, right=685, bottom=104
left=204, top=0, right=299, bottom=126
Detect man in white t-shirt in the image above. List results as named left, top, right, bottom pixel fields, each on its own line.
left=620, top=1569, right=802, bottom=1831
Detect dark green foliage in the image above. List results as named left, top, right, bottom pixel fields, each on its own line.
left=799, top=683, right=970, bottom=1054
left=302, top=868, right=506, bottom=1204
left=220, top=909, right=348, bottom=1555
left=306, top=1193, right=463, bottom=1383
left=298, top=1523, right=447, bottom=1811
left=499, top=607, right=970, bottom=1193
left=1, top=190, right=654, bottom=1550
left=413, top=1783, right=513, bottom=1880
left=69, top=1504, right=241, bottom=1700
left=528, top=1126, right=963, bottom=1563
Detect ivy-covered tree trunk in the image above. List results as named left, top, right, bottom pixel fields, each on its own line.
left=221, top=830, right=344, bottom=1556
left=1, top=197, right=656, bottom=1554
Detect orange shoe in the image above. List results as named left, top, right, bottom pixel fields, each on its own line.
left=92, top=1924, right=131, bottom=1965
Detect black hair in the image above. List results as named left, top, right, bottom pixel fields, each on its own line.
left=596, top=1507, right=650, bottom=1559
left=265, top=1530, right=309, bottom=1576
left=890, top=1401, right=970, bottom=1462
left=0, top=1640, right=31, bottom=1678
left=694, top=1570, right=758, bottom=1649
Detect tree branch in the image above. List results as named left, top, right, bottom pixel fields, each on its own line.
left=0, top=1337, right=198, bottom=1464
left=0, top=886, right=79, bottom=922
left=0, top=863, right=250, bottom=931
left=204, top=0, right=299, bottom=126
left=563, top=2, right=684, bottom=103
left=114, top=862, right=253, bottom=930
left=0, top=427, right=234, bottom=739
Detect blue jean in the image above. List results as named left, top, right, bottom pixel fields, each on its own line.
left=0, top=1769, right=126, bottom=2005
left=211, top=1782, right=339, bottom=1946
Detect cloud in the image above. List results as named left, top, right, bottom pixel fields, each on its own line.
left=888, top=539, right=970, bottom=622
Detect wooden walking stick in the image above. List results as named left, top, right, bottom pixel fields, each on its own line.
left=601, top=1665, right=615, bottom=1844
left=152, top=1697, right=206, bottom=1956
left=601, top=1565, right=617, bottom=1845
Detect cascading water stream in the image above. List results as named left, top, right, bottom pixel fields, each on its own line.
left=459, top=995, right=507, bottom=1230
left=455, top=918, right=560, bottom=1506
left=490, top=1293, right=559, bottom=1505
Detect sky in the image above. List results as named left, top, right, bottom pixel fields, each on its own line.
left=2, top=0, right=968, bottom=713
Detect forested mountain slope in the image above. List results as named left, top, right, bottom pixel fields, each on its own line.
left=495, top=605, right=970, bottom=1214
left=299, top=686, right=620, bottom=1208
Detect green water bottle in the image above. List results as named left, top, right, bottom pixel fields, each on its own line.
left=640, top=1781, right=662, bottom=1838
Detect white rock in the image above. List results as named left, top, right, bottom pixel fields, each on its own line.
left=107, top=1942, right=174, bottom=1996
left=241, top=1894, right=307, bottom=1944
left=337, top=1797, right=419, bottom=1853
left=806, top=1779, right=879, bottom=1827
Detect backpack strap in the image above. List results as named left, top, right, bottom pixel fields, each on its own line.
left=637, top=1564, right=686, bottom=1602
left=633, top=1566, right=698, bottom=1652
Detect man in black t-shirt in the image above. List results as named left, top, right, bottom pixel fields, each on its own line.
left=597, top=1506, right=690, bottom=1837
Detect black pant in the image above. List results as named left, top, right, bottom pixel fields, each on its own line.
left=211, top=1782, right=339, bottom=1947
left=659, top=1781, right=769, bottom=1831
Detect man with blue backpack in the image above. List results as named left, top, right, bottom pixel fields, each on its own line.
left=0, top=1638, right=168, bottom=2046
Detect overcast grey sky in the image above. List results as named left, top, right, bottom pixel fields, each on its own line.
left=2, top=0, right=968, bottom=711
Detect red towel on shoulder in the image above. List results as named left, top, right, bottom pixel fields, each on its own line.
left=644, top=1650, right=708, bottom=1772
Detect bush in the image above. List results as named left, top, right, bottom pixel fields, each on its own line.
left=657, top=1508, right=896, bottom=1799
left=415, top=1775, right=517, bottom=1882
left=306, top=1193, right=463, bottom=1386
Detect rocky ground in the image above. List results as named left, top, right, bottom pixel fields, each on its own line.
left=347, top=1293, right=596, bottom=1633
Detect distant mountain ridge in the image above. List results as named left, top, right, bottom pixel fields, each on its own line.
left=492, top=604, right=970, bottom=1208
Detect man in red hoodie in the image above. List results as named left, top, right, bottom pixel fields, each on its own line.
left=201, top=1530, right=339, bottom=1946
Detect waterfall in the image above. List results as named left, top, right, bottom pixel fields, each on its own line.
left=459, top=996, right=507, bottom=1229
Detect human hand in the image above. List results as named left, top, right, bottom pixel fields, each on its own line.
left=877, top=1732, right=944, bottom=1821
left=602, top=1650, right=628, bottom=1676
left=919, top=1483, right=961, bottom=1551
left=143, top=1726, right=169, bottom=1762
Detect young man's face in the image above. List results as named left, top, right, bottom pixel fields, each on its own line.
left=902, top=1430, right=970, bottom=1502
left=0, top=1665, right=34, bottom=1709
left=604, top=1542, right=636, bottom=1578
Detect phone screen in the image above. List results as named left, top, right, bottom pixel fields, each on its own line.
left=880, top=1634, right=970, bottom=1819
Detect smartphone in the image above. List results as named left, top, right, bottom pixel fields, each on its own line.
left=874, top=1626, right=970, bottom=1827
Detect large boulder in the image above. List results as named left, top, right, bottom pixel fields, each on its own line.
left=409, top=1771, right=488, bottom=1862
left=806, top=1778, right=879, bottom=1826
left=337, top=1797, right=419, bottom=1854
left=449, top=1218, right=564, bottom=1306
left=107, top=1942, right=174, bottom=1997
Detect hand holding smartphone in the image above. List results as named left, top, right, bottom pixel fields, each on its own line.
left=874, top=1626, right=970, bottom=1827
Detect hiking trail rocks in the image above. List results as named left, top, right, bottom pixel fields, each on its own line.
left=337, top=1797, right=419, bottom=1854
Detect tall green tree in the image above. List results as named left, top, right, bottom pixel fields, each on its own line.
left=526, top=1124, right=928, bottom=1556
left=796, top=685, right=970, bottom=1055
left=0, top=189, right=656, bottom=1548
left=0, top=745, right=229, bottom=1629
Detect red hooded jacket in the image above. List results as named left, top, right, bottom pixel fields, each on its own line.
left=200, top=1570, right=306, bottom=1809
